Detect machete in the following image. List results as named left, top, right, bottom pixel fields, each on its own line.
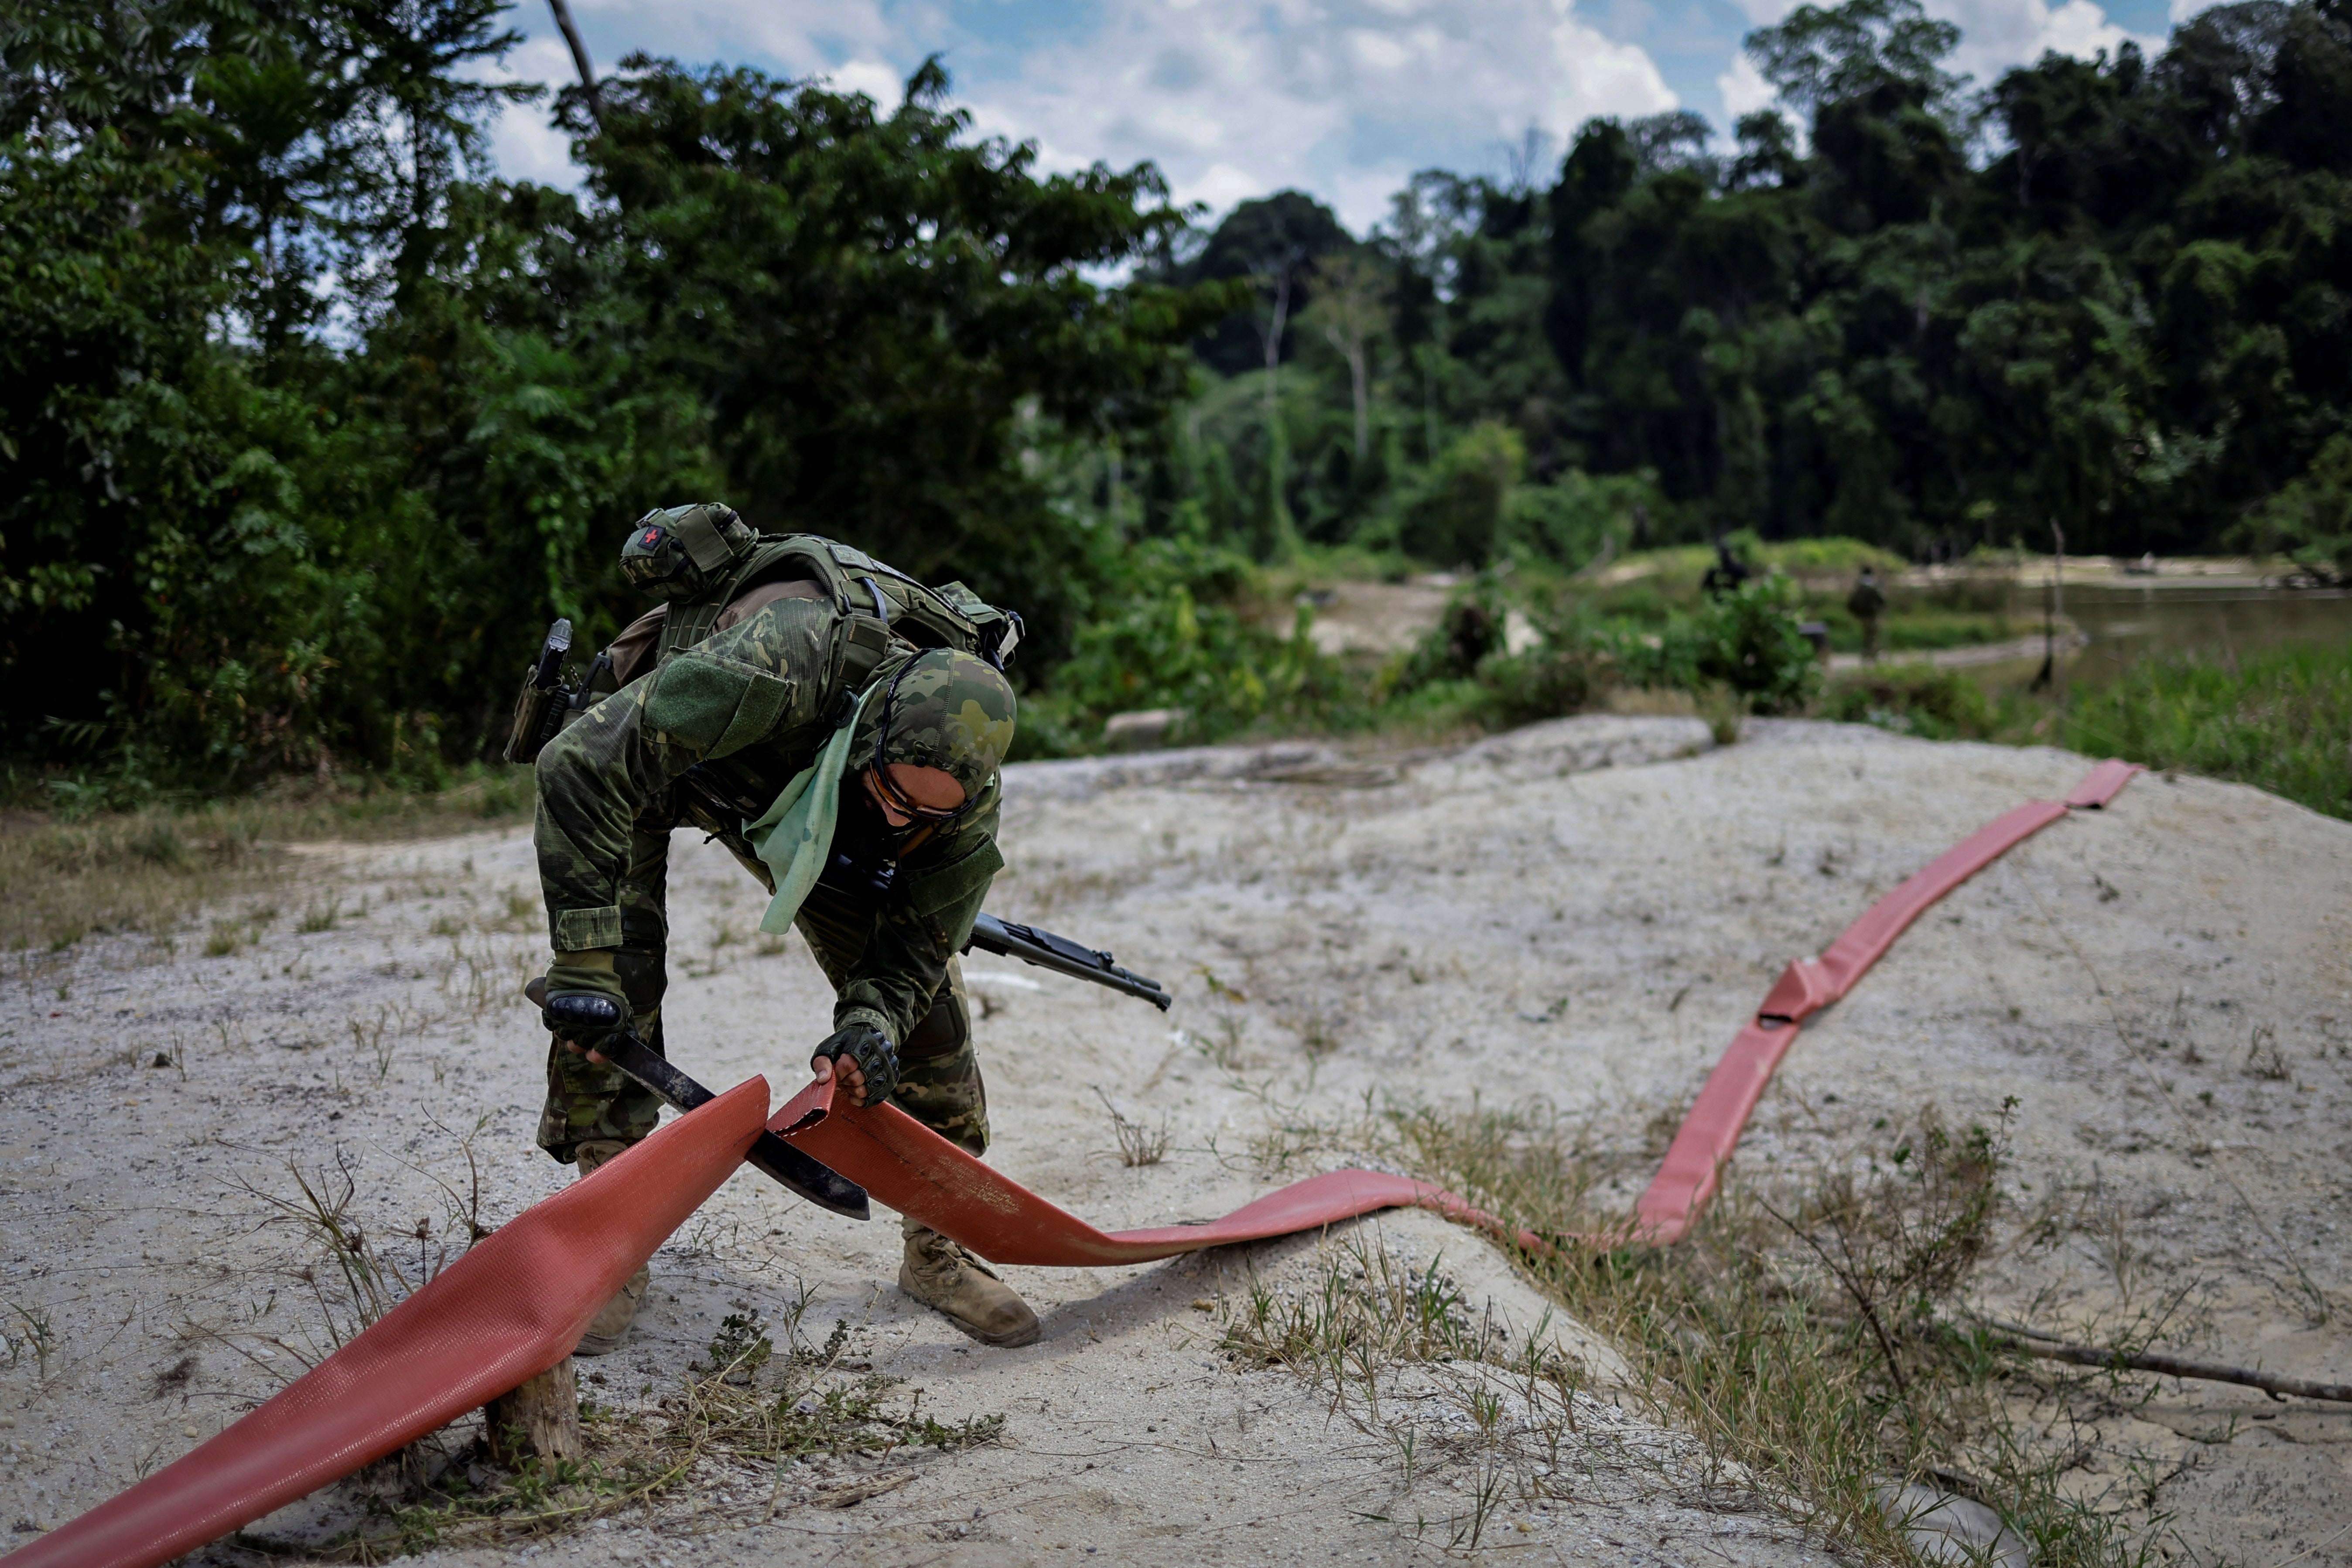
left=596, top=1030, right=872, bottom=1221
left=534, top=987, right=870, bottom=1220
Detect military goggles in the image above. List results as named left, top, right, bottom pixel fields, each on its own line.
left=864, top=764, right=968, bottom=825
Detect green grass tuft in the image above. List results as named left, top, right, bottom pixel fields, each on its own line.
left=2047, top=642, right=2352, bottom=820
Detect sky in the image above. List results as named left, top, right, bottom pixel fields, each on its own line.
left=480, top=0, right=2217, bottom=235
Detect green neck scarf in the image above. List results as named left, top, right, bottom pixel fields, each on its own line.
left=743, top=687, right=871, bottom=936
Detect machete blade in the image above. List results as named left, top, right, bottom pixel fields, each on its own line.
left=743, top=1129, right=871, bottom=1221
left=599, top=1031, right=871, bottom=1221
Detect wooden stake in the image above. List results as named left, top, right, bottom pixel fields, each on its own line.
left=485, top=1358, right=584, bottom=1464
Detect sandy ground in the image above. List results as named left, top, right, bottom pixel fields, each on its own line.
left=3, top=717, right=2348, bottom=1566
left=1299, top=580, right=1452, bottom=659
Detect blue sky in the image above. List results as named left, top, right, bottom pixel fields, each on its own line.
left=482, top=0, right=2205, bottom=234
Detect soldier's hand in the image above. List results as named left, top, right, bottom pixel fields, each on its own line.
left=810, top=1023, right=899, bottom=1109
left=809, top=1052, right=865, bottom=1106
left=525, top=974, right=628, bottom=1062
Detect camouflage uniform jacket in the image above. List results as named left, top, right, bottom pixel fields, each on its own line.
left=533, top=595, right=1006, bottom=1046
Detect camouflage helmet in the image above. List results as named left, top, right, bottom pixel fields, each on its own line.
left=852, top=649, right=1018, bottom=808
left=619, top=503, right=755, bottom=601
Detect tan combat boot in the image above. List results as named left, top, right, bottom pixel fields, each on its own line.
left=899, top=1219, right=1040, bottom=1347
left=572, top=1138, right=650, bottom=1357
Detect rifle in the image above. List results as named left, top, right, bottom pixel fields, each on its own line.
left=503, top=618, right=615, bottom=765
left=965, top=913, right=1171, bottom=1011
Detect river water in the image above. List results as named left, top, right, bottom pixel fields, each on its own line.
left=1874, top=570, right=2352, bottom=689
left=2055, top=581, right=2352, bottom=686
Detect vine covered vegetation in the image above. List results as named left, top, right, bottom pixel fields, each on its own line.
left=3, top=0, right=2348, bottom=793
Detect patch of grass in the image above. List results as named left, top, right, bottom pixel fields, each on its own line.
left=0, top=766, right=534, bottom=954
left=1093, top=1086, right=1171, bottom=1166
left=1268, top=1095, right=2188, bottom=1567
left=3, top=1301, right=57, bottom=1380
left=2017, top=641, right=2352, bottom=821
left=1216, top=1233, right=1586, bottom=1551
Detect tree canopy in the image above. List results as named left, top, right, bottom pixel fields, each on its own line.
left=5, top=0, right=2348, bottom=789
left=1143, top=0, right=2351, bottom=569
left=2, top=7, right=1227, bottom=785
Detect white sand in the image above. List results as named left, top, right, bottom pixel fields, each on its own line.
left=4, top=716, right=2346, bottom=1565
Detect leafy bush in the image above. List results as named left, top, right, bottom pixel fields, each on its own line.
left=1384, top=573, right=1511, bottom=695
left=1398, top=422, right=1523, bottom=567
left=1825, top=666, right=1996, bottom=738
left=1014, top=538, right=1350, bottom=755
left=1475, top=648, right=1604, bottom=728
left=1504, top=468, right=1663, bottom=569
left=1611, top=575, right=1822, bottom=714
left=2238, top=431, right=2352, bottom=586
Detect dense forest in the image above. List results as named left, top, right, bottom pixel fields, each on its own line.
left=4, top=0, right=2348, bottom=790
left=1154, top=0, right=2352, bottom=572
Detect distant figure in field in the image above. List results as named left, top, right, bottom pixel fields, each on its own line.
left=1847, top=566, right=1887, bottom=663
left=1700, top=540, right=1752, bottom=601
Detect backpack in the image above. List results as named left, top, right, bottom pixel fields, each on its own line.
left=654, top=533, right=1022, bottom=693
left=505, top=528, right=1021, bottom=765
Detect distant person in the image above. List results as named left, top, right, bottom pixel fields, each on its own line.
left=1701, top=540, right=1752, bottom=601
left=1847, top=566, right=1887, bottom=663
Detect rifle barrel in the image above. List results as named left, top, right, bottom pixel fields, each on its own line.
left=966, top=913, right=1171, bottom=1011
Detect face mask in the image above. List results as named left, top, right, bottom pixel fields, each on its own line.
left=820, top=780, right=908, bottom=898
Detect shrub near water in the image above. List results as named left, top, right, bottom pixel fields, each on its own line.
left=2050, top=643, right=2352, bottom=820
left=1826, top=667, right=1996, bottom=740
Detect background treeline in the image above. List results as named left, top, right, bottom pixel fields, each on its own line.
left=4, top=0, right=2348, bottom=797
left=1142, top=0, right=2352, bottom=575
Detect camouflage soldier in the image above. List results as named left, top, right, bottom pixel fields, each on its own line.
left=1847, top=565, right=1887, bottom=663
left=527, top=504, right=1036, bottom=1353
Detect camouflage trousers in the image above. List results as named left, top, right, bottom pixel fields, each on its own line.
left=535, top=879, right=989, bottom=1163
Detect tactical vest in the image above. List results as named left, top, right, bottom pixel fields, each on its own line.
left=506, top=531, right=1020, bottom=766
left=652, top=534, right=1022, bottom=697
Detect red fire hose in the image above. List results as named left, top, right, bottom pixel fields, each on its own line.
left=1, top=1078, right=773, bottom=1568
left=768, top=1079, right=1532, bottom=1263
left=3, top=758, right=2139, bottom=1568
left=1632, top=758, right=2139, bottom=1241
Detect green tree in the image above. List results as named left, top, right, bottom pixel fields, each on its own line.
left=569, top=55, right=1233, bottom=659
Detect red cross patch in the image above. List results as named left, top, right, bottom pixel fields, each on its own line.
left=642, top=528, right=662, bottom=545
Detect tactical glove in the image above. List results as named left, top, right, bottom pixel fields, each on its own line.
left=533, top=952, right=632, bottom=1045
left=811, top=1022, right=899, bottom=1105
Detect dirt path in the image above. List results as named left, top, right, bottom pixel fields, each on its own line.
left=3, top=717, right=2347, bottom=1566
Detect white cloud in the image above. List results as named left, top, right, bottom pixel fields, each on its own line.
left=477, top=34, right=584, bottom=191
left=957, top=0, right=1674, bottom=232
left=1716, top=52, right=1777, bottom=121
left=1939, top=0, right=2151, bottom=82
left=2168, top=0, right=2224, bottom=21
left=828, top=57, right=909, bottom=101
left=567, top=0, right=894, bottom=73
